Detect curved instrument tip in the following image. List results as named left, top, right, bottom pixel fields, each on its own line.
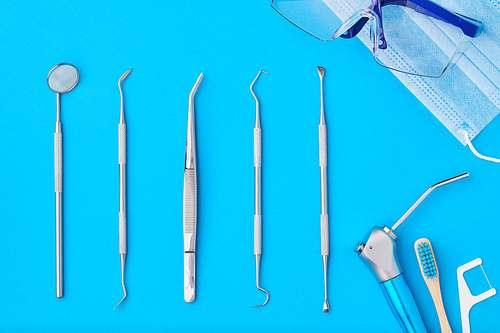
left=190, top=73, right=204, bottom=98
left=317, top=66, right=324, bottom=78
left=119, top=68, right=133, bottom=84
left=114, top=278, right=127, bottom=310
left=252, top=287, right=269, bottom=308
left=250, top=70, right=268, bottom=102
left=114, top=257, right=127, bottom=310
left=250, top=70, right=267, bottom=92
left=113, top=294, right=127, bottom=310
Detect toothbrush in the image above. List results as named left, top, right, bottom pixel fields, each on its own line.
left=414, top=238, right=452, bottom=333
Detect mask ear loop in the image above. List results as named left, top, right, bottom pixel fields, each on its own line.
left=459, top=130, right=500, bottom=163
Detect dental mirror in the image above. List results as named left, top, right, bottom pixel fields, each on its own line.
left=48, top=62, right=79, bottom=298
left=47, top=63, right=79, bottom=93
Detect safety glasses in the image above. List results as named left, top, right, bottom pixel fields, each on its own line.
left=272, top=0, right=483, bottom=77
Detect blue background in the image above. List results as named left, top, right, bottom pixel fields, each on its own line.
left=0, top=1, right=498, bottom=332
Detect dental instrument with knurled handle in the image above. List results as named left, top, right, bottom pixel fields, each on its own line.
left=114, top=68, right=132, bottom=310
left=318, top=66, right=330, bottom=313
left=47, top=63, right=79, bottom=298
left=251, top=70, right=269, bottom=308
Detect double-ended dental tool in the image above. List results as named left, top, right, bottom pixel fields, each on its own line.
left=114, top=68, right=132, bottom=310
left=317, top=66, right=330, bottom=313
left=414, top=238, right=452, bottom=333
left=251, top=70, right=269, bottom=308
left=47, top=63, right=80, bottom=298
left=184, top=73, right=203, bottom=303
left=355, top=172, right=469, bottom=333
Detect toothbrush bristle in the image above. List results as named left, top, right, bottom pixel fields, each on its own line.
left=417, top=242, right=437, bottom=279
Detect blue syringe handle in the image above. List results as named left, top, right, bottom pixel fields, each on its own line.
left=380, top=274, right=428, bottom=333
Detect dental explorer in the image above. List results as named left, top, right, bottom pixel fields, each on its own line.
left=184, top=73, right=203, bottom=303
left=47, top=63, right=79, bottom=298
left=251, top=70, right=269, bottom=308
left=318, top=66, right=329, bottom=313
left=114, top=68, right=132, bottom=310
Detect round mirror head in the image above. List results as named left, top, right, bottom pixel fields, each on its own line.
left=47, top=63, right=79, bottom=93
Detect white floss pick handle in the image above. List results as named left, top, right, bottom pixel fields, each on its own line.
left=457, top=258, right=496, bottom=333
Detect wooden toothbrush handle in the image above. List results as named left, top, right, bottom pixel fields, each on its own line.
left=428, top=280, right=452, bottom=333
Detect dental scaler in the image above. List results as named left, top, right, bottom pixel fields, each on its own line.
left=251, top=70, right=269, bottom=308
left=355, top=173, right=468, bottom=333
left=115, top=68, right=132, bottom=310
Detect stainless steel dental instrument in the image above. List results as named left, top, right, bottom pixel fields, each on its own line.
left=47, top=63, right=79, bottom=298
left=355, top=172, right=469, bottom=333
left=184, top=73, right=203, bottom=303
left=114, top=68, right=132, bottom=310
left=251, top=70, right=269, bottom=308
left=388, top=173, right=469, bottom=236
left=318, top=66, right=329, bottom=313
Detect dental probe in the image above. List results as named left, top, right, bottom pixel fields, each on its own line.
left=251, top=70, right=269, bottom=308
left=114, top=68, right=132, bottom=310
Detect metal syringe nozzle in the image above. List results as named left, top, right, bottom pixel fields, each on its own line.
left=388, top=172, right=469, bottom=239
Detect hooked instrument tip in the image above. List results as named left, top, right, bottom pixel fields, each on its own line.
left=251, top=70, right=267, bottom=128
left=250, top=70, right=268, bottom=95
left=252, top=287, right=269, bottom=308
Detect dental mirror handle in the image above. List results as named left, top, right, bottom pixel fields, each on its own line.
left=55, top=92, right=63, bottom=298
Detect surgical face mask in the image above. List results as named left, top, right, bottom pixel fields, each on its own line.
left=373, top=0, right=500, bottom=145
left=272, top=0, right=500, bottom=145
